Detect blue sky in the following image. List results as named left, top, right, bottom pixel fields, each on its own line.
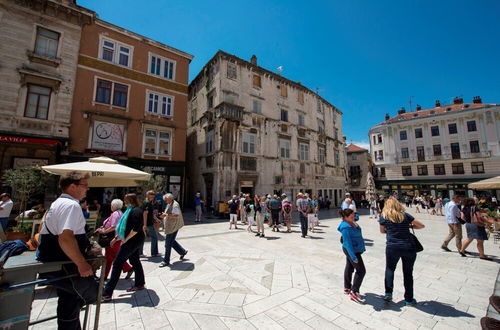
left=80, top=0, right=500, bottom=148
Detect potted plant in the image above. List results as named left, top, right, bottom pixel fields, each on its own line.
left=2, top=166, right=50, bottom=241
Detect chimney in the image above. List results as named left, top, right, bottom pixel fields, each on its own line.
left=250, top=55, right=257, bottom=65
left=416, top=104, right=422, bottom=111
left=435, top=100, right=441, bottom=107
left=473, top=96, right=482, bottom=104
left=385, top=113, right=390, bottom=121
left=453, top=97, right=463, bottom=104
left=397, top=107, right=406, bottom=115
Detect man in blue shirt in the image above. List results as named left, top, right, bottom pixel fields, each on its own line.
left=194, top=192, right=204, bottom=222
left=442, top=195, right=464, bottom=255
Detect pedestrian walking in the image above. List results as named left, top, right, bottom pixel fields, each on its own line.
left=268, top=194, right=282, bottom=232
left=379, top=198, right=425, bottom=306
left=441, top=195, right=465, bottom=255
left=103, top=193, right=146, bottom=301
left=255, top=195, right=266, bottom=237
left=37, top=172, right=98, bottom=328
left=338, top=208, right=366, bottom=304
left=369, top=197, right=378, bottom=219
left=296, top=193, right=310, bottom=238
left=228, top=195, right=239, bottom=230
left=246, top=200, right=255, bottom=233
left=139, top=190, right=160, bottom=257
left=281, top=194, right=292, bottom=233
left=96, top=198, right=133, bottom=280
left=377, top=195, right=386, bottom=214
left=309, top=195, right=319, bottom=232
left=159, top=193, right=188, bottom=267
left=435, top=197, right=443, bottom=216
left=0, top=193, right=13, bottom=232
left=342, top=193, right=356, bottom=210
left=459, top=198, right=492, bottom=260
left=194, top=192, right=204, bottom=222
left=239, top=193, right=246, bottom=224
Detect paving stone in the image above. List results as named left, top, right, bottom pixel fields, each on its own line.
left=191, top=314, right=228, bottom=330
left=160, top=300, right=245, bottom=318
left=164, top=311, right=199, bottom=330
left=248, top=313, right=285, bottom=330
left=243, top=288, right=305, bottom=318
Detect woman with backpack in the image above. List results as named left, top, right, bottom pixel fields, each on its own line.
left=459, top=198, right=492, bottom=260
left=379, top=198, right=425, bottom=306
left=255, top=195, right=266, bottom=237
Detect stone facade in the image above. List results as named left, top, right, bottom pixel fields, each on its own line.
left=0, top=0, right=93, bottom=174
left=187, top=51, right=346, bottom=209
left=346, top=143, right=371, bottom=201
left=369, top=98, right=500, bottom=198
left=68, top=19, right=193, bottom=203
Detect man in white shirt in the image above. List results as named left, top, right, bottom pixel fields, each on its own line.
left=37, top=172, right=98, bottom=329
left=0, top=193, right=14, bottom=231
left=442, top=195, right=464, bottom=255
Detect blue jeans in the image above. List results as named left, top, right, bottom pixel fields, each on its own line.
left=139, top=225, right=158, bottom=256
left=0, top=218, right=8, bottom=231
left=299, top=213, right=308, bottom=236
left=385, top=247, right=417, bottom=302
left=163, top=230, right=186, bottom=263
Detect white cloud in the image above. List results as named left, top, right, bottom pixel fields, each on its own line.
left=350, top=141, right=371, bottom=151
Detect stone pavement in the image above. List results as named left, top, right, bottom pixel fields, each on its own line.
left=29, top=208, right=499, bottom=329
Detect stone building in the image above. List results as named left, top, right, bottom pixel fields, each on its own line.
left=0, top=0, right=93, bottom=174
left=187, top=51, right=346, bottom=210
left=369, top=97, right=500, bottom=198
left=346, top=143, right=371, bottom=202
left=68, top=18, right=193, bottom=203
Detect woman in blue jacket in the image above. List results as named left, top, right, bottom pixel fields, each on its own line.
left=337, top=208, right=366, bottom=304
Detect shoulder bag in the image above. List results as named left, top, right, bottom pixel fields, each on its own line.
left=409, top=224, right=423, bottom=253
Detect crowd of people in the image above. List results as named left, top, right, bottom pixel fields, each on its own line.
left=226, top=192, right=320, bottom=238
left=2, top=171, right=498, bottom=329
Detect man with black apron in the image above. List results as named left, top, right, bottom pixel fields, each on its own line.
left=37, top=172, right=98, bottom=330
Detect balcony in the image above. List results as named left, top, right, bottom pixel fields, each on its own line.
left=240, top=156, right=257, bottom=171
left=395, top=150, right=491, bottom=163
left=215, top=102, right=244, bottom=121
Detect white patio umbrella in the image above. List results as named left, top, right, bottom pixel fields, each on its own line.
left=42, top=156, right=151, bottom=187
left=468, top=176, right=500, bottom=190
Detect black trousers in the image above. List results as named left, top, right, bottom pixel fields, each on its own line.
left=299, top=213, right=308, bottom=236
left=163, top=230, right=186, bottom=263
left=271, top=210, right=280, bottom=225
left=104, top=238, right=145, bottom=297
left=342, top=248, right=366, bottom=294
left=50, top=265, right=98, bottom=330
left=385, top=247, right=416, bottom=302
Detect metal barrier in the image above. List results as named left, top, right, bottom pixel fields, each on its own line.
left=0, top=253, right=106, bottom=329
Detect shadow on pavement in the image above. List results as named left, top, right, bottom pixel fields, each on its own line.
left=265, top=236, right=281, bottom=240
left=416, top=300, right=474, bottom=318
left=168, top=261, right=195, bottom=271
left=114, top=289, right=160, bottom=307
left=364, top=293, right=403, bottom=312
left=308, top=236, right=324, bottom=240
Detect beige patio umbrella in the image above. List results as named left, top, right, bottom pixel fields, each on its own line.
left=468, top=176, right=500, bottom=190
left=42, top=156, right=151, bottom=187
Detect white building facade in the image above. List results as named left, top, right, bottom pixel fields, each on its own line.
left=187, top=51, right=347, bottom=209
left=369, top=97, right=500, bottom=198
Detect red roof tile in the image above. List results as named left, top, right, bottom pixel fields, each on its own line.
left=382, top=103, right=497, bottom=125
left=346, top=143, right=368, bottom=153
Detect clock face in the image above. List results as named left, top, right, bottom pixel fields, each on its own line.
left=95, top=123, right=112, bottom=140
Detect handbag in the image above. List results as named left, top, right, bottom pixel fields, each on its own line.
left=97, top=230, right=115, bottom=248
left=471, top=207, right=485, bottom=227
left=409, top=225, right=423, bottom=252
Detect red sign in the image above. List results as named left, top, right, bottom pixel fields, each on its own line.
left=0, top=135, right=60, bottom=145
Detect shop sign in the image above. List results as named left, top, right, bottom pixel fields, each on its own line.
left=170, top=175, right=181, bottom=183
left=240, top=180, right=253, bottom=187
left=91, top=121, right=125, bottom=151
left=436, top=185, right=447, bottom=189
left=391, top=185, right=398, bottom=189
left=401, top=185, right=413, bottom=189
left=0, top=134, right=59, bottom=145
left=13, top=157, right=48, bottom=169
left=382, top=185, right=390, bottom=189
left=141, top=166, right=167, bottom=173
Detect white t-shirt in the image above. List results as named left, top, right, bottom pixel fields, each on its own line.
left=349, top=204, right=357, bottom=213
left=41, top=194, right=86, bottom=235
left=0, top=199, right=13, bottom=218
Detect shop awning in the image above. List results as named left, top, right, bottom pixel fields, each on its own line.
left=468, top=176, right=500, bottom=190
left=42, top=156, right=151, bottom=187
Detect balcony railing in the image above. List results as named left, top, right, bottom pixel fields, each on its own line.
left=240, top=156, right=257, bottom=171
left=395, top=150, right=491, bottom=163
left=215, top=102, right=244, bottom=121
